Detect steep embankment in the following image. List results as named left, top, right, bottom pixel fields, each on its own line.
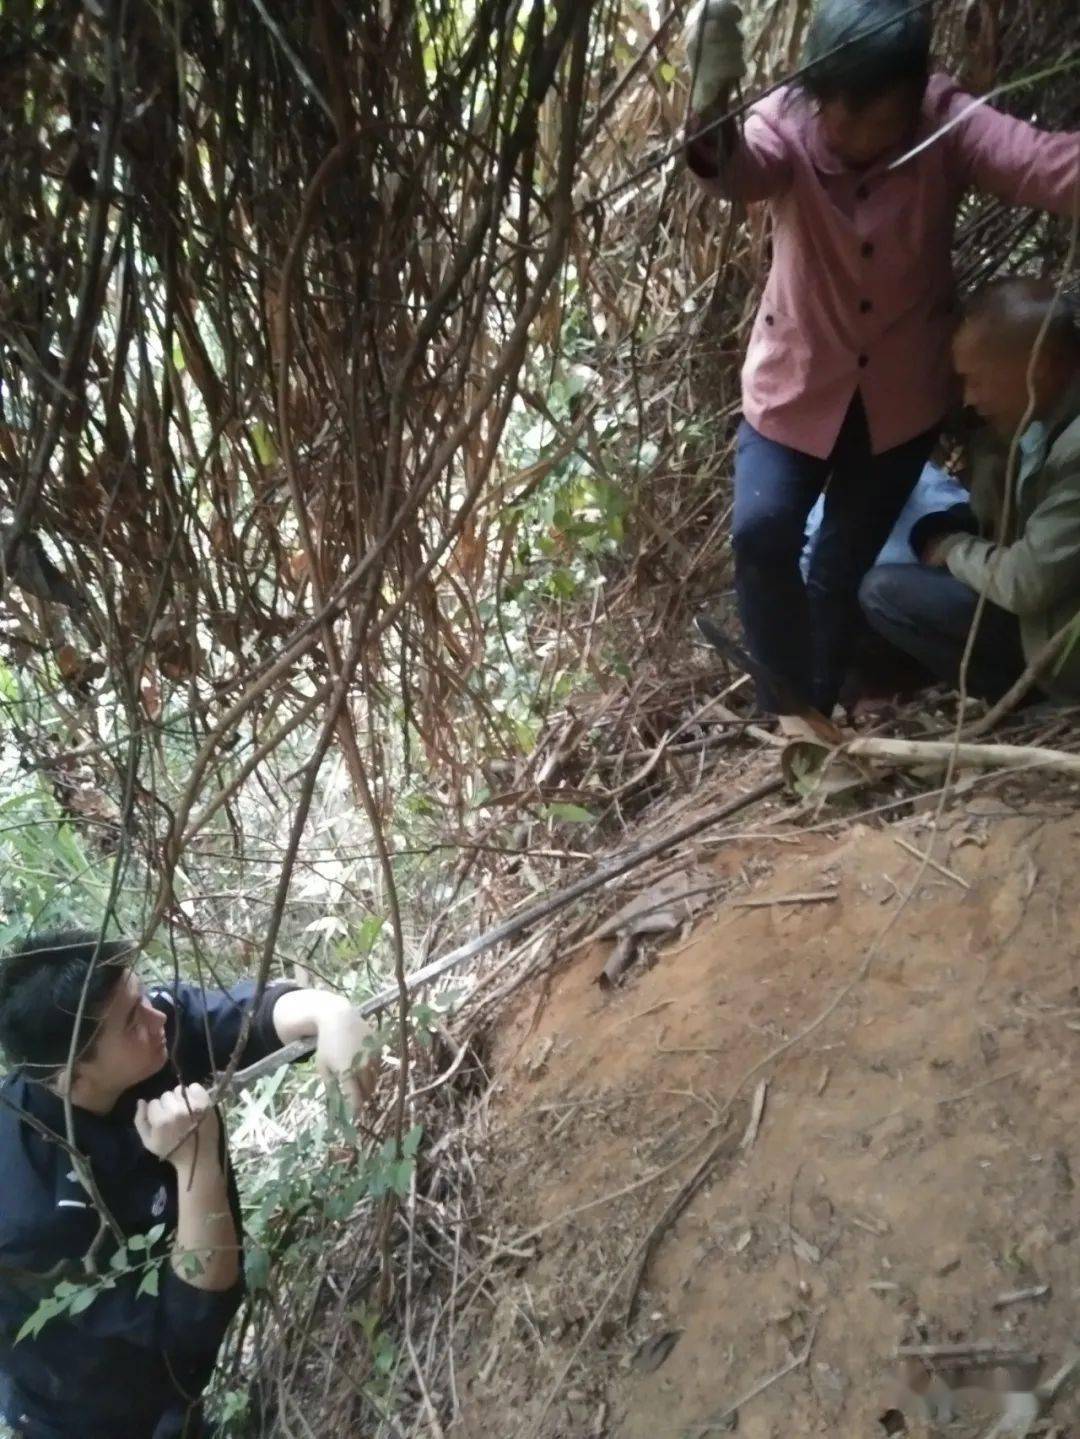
left=451, top=789, right=1080, bottom=1438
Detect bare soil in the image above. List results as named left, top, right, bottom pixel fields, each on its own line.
left=449, top=787, right=1080, bottom=1439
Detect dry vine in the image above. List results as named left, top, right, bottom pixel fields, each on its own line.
left=1, top=0, right=1079, bottom=1434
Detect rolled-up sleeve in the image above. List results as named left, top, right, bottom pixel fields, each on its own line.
left=156, top=979, right=299, bottom=1084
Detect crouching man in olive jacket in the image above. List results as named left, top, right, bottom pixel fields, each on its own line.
left=860, top=278, right=1080, bottom=703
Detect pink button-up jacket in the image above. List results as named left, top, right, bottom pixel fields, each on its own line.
left=690, top=75, right=1080, bottom=458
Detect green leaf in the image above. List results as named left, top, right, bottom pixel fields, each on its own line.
left=402, top=1124, right=423, bottom=1160
left=179, top=1253, right=204, bottom=1280
left=15, top=1315, right=43, bottom=1343
left=137, top=1267, right=161, bottom=1298
left=146, top=1224, right=166, bottom=1247
left=251, top=421, right=278, bottom=467
left=355, top=914, right=384, bottom=956
left=109, top=1246, right=129, bottom=1272
left=543, top=802, right=595, bottom=824
left=16, top=1297, right=65, bottom=1343
left=229, top=1393, right=249, bottom=1419
left=68, top=1286, right=99, bottom=1315
left=245, top=1246, right=271, bottom=1292
left=786, top=747, right=821, bottom=800
left=374, top=1339, right=396, bottom=1375
left=547, top=567, right=578, bottom=599
left=514, top=717, right=540, bottom=752
left=391, top=1159, right=414, bottom=1197
left=219, top=1390, right=250, bottom=1421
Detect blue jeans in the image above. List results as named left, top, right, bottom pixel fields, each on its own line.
left=860, top=563, right=1028, bottom=701
left=732, top=394, right=938, bottom=712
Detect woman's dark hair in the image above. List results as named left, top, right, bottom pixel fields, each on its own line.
left=0, top=929, right=133, bottom=1074
left=800, top=0, right=932, bottom=108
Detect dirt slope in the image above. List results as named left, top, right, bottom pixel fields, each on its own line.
left=450, top=790, right=1080, bottom=1439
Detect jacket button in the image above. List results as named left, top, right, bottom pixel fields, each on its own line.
left=861, top=241, right=874, bottom=258
left=859, top=298, right=873, bottom=314
left=858, top=353, right=869, bottom=368
left=764, top=313, right=775, bottom=326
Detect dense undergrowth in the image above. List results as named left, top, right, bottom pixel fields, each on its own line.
left=2, top=0, right=1079, bottom=1430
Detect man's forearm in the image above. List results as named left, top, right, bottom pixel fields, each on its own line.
left=173, top=1155, right=240, bottom=1293
left=271, top=986, right=351, bottom=1044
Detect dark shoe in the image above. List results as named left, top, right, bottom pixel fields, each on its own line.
left=693, top=613, right=815, bottom=722
left=693, top=614, right=714, bottom=647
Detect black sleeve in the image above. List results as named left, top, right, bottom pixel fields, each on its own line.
left=156, top=980, right=300, bottom=1085
left=0, top=1218, right=241, bottom=1388
left=69, top=1263, right=240, bottom=1361
left=685, top=112, right=739, bottom=180
left=909, top=503, right=980, bottom=558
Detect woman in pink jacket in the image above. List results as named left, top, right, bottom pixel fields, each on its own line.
left=687, top=0, right=1079, bottom=714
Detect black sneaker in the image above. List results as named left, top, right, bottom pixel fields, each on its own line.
left=694, top=612, right=733, bottom=657
left=691, top=613, right=840, bottom=734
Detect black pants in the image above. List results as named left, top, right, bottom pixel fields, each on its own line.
left=732, top=394, right=938, bottom=713
left=1, top=1421, right=215, bottom=1439
left=859, top=563, right=1029, bottom=701
left=0, top=1393, right=215, bottom=1439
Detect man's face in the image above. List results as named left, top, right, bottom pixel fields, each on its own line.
left=76, top=970, right=169, bottom=1096
left=953, top=320, right=1042, bottom=440
left=818, top=84, right=921, bottom=170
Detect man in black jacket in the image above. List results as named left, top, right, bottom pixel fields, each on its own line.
left=0, top=930, right=377, bottom=1439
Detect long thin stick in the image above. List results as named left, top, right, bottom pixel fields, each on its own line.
left=733, top=889, right=838, bottom=910
left=893, top=836, right=970, bottom=891
left=222, top=777, right=784, bottom=1091
left=359, top=778, right=782, bottom=1014
left=963, top=613, right=1080, bottom=737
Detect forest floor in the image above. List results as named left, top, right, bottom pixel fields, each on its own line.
left=447, top=766, right=1080, bottom=1439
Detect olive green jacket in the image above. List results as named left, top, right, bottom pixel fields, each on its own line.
left=940, top=380, right=1080, bottom=700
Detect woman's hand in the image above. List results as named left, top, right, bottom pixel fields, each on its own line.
left=684, top=1, right=746, bottom=114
